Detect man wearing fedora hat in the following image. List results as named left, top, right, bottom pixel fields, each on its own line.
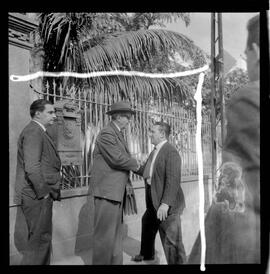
left=88, top=101, right=139, bottom=265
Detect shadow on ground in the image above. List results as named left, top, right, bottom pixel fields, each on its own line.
left=74, top=195, right=94, bottom=265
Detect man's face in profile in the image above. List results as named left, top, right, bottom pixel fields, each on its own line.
left=245, top=42, right=259, bottom=82
left=37, top=104, right=56, bottom=127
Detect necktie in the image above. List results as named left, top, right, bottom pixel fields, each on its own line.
left=120, top=130, right=125, bottom=139
left=143, top=147, right=156, bottom=180
left=120, top=129, right=127, bottom=145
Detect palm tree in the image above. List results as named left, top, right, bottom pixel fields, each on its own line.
left=35, top=12, right=207, bottom=103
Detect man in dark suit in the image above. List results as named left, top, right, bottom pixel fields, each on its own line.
left=132, top=121, right=186, bottom=264
left=89, top=101, right=139, bottom=265
left=15, top=99, right=61, bottom=265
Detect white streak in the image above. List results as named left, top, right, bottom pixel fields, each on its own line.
left=9, top=65, right=209, bottom=82
left=194, top=72, right=206, bottom=271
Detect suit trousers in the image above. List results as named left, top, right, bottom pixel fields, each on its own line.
left=92, top=197, right=123, bottom=265
left=140, top=184, right=186, bottom=264
left=21, top=194, right=53, bottom=265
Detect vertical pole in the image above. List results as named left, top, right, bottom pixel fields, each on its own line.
left=217, top=13, right=226, bottom=159
left=211, top=13, right=217, bottom=190
left=79, top=90, right=83, bottom=187
left=84, top=88, right=88, bottom=187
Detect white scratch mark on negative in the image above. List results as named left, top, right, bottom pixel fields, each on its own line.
left=9, top=65, right=209, bottom=82
left=194, top=72, right=206, bottom=271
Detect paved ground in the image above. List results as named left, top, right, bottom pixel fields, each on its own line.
left=51, top=182, right=201, bottom=265
left=51, top=234, right=166, bottom=265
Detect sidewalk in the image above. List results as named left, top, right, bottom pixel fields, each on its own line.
left=51, top=182, right=200, bottom=265
left=51, top=234, right=166, bottom=265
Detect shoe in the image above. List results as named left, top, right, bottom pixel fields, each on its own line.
left=132, top=254, right=155, bottom=262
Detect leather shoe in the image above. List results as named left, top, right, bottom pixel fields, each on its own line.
left=132, top=254, right=155, bottom=262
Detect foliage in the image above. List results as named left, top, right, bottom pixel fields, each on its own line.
left=223, top=68, right=249, bottom=101
left=200, top=67, right=249, bottom=118
left=35, top=12, right=207, bottom=104
left=36, top=13, right=192, bottom=70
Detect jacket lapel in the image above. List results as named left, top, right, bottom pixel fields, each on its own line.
left=31, top=121, right=60, bottom=161
left=152, top=142, right=168, bottom=174
left=44, top=130, right=60, bottom=158
left=110, top=122, right=130, bottom=154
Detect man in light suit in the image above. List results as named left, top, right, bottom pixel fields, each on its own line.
left=132, top=121, right=186, bottom=264
left=15, top=99, right=61, bottom=265
left=89, top=101, right=139, bottom=265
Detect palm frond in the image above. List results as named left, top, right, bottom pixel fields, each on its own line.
left=83, top=29, right=206, bottom=72
left=85, top=74, right=191, bottom=104
left=37, top=13, right=206, bottom=103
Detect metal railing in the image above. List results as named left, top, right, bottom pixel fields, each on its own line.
left=33, top=80, right=213, bottom=190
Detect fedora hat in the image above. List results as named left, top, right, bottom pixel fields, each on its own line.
left=106, top=101, right=135, bottom=115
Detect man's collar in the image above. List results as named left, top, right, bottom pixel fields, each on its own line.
left=32, top=119, right=46, bottom=132
left=155, top=139, right=167, bottom=150
left=112, top=121, right=121, bottom=132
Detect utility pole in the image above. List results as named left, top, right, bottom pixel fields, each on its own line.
left=217, top=13, right=226, bottom=149
left=211, top=13, right=225, bottom=191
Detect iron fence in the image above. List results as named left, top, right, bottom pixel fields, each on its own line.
left=33, top=79, right=213, bottom=190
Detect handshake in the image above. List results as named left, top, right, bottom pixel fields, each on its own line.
left=131, top=153, right=148, bottom=172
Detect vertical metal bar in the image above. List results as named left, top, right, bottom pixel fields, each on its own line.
left=144, top=96, right=148, bottom=154
left=84, top=88, right=88, bottom=187
left=211, top=13, right=217, bottom=189
left=53, top=79, right=56, bottom=104
left=188, top=110, right=191, bottom=176
left=95, top=90, right=98, bottom=128
left=181, top=108, right=185, bottom=176
left=139, top=96, right=143, bottom=157
left=45, top=81, right=49, bottom=100
left=172, top=105, right=175, bottom=146
left=108, top=89, right=112, bottom=124
left=78, top=87, right=83, bottom=188
left=88, top=87, right=93, bottom=185
left=59, top=82, right=63, bottom=99
left=134, top=89, right=138, bottom=161
left=217, top=13, right=226, bottom=160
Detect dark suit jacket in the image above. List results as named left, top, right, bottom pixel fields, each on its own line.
left=137, top=141, right=185, bottom=215
left=15, top=121, right=61, bottom=203
left=89, top=122, right=138, bottom=202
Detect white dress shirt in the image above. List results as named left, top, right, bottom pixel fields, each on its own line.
left=32, top=119, right=46, bottom=132
left=147, top=139, right=167, bottom=185
left=112, top=121, right=121, bottom=132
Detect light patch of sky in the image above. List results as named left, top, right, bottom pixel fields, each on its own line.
left=157, top=12, right=259, bottom=70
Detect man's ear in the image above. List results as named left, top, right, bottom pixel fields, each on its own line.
left=252, top=42, right=260, bottom=62
left=35, top=111, right=41, bottom=119
left=161, top=130, right=166, bottom=139
left=116, top=114, right=121, bottom=122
